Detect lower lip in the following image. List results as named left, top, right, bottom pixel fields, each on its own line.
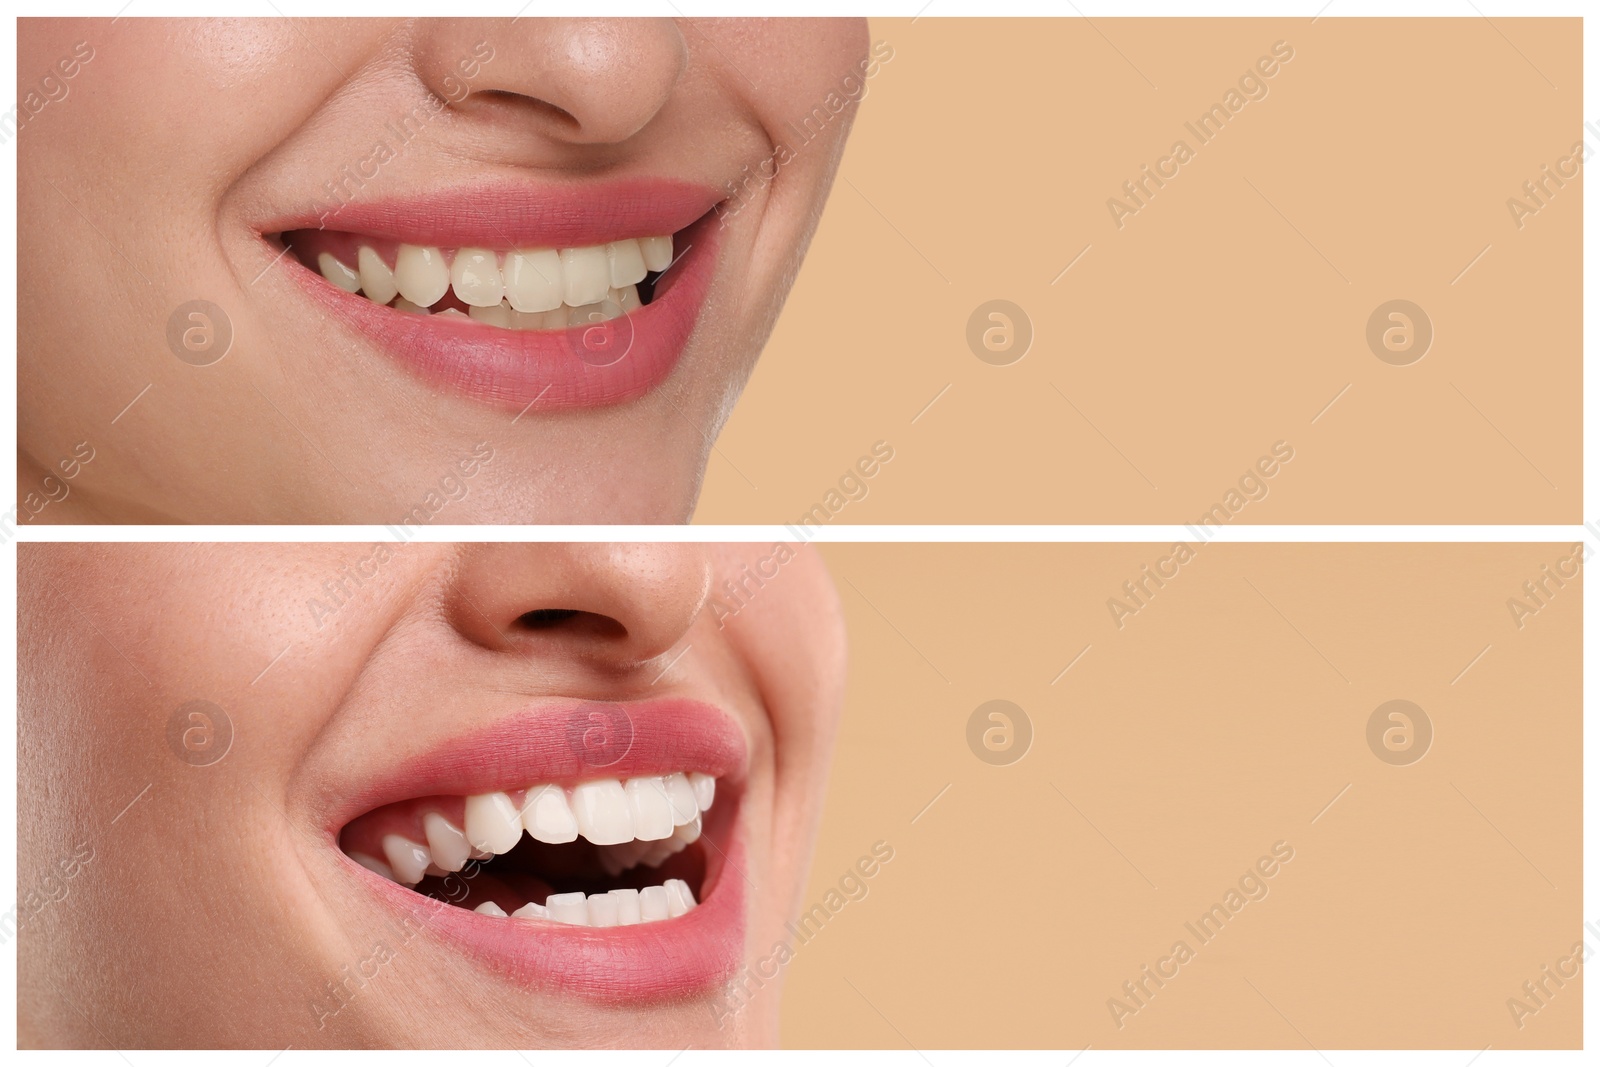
left=352, top=801, right=745, bottom=1003
left=283, top=214, right=720, bottom=411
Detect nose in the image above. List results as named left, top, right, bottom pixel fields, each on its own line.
left=415, top=17, right=687, bottom=146
left=445, top=543, right=710, bottom=669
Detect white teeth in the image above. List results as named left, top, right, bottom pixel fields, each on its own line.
left=638, top=885, right=671, bottom=922
left=545, top=892, right=590, bottom=925
left=522, top=784, right=580, bottom=844
left=503, top=249, right=564, bottom=313
left=587, top=893, right=621, bottom=928
left=570, top=779, right=633, bottom=846
left=464, top=792, right=524, bottom=855
left=357, top=247, right=398, bottom=305
left=349, top=851, right=396, bottom=882
left=605, top=239, right=648, bottom=288
left=423, top=812, right=472, bottom=873
left=664, top=878, right=696, bottom=917
left=323, top=236, right=670, bottom=326
left=625, top=777, right=677, bottom=842
left=688, top=772, right=715, bottom=812
left=317, top=252, right=361, bottom=293
left=609, top=888, right=643, bottom=925
left=560, top=245, right=611, bottom=307
left=451, top=247, right=504, bottom=307
left=639, top=234, right=673, bottom=272
left=468, top=883, right=696, bottom=927
left=394, top=244, right=450, bottom=306
left=662, top=772, right=699, bottom=826
left=381, top=834, right=431, bottom=886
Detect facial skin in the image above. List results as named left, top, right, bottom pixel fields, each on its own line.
left=17, top=542, right=846, bottom=1048
left=17, top=18, right=869, bottom=522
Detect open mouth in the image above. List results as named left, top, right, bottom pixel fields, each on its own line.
left=329, top=700, right=748, bottom=1001
left=340, top=772, right=718, bottom=926
left=258, top=179, right=724, bottom=410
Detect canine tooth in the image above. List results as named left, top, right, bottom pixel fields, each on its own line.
left=688, top=773, right=715, bottom=811
left=450, top=247, right=504, bottom=307
left=613, top=285, right=642, bottom=313
left=664, top=878, right=696, bottom=916
left=586, top=893, right=621, bottom=927
left=464, top=792, right=524, bottom=854
left=381, top=834, right=431, bottom=885
left=545, top=892, right=589, bottom=925
left=522, top=784, right=580, bottom=844
left=571, top=779, right=633, bottom=846
left=605, top=239, right=648, bottom=288
left=394, top=244, right=450, bottom=306
left=560, top=245, right=610, bottom=306
left=638, top=885, right=671, bottom=922
left=391, top=298, right=429, bottom=314
left=469, top=300, right=514, bottom=328
left=625, top=777, right=676, bottom=842
left=639, top=235, right=673, bottom=272
left=662, top=772, right=699, bottom=825
left=512, top=901, right=550, bottom=921
left=503, top=249, right=563, bottom=312
left=673, top=813, right=702, bottom=845
left=608, top=888, right=643, bottom=925
left=317, top=252, right=362, bottom=293
left=475, top=901, right=508, bottom=917
left=349, top=851, right=397, bottom=882
left=423, top=812, right=472, bottom=873
left=357, top=247, right=398, bottom=305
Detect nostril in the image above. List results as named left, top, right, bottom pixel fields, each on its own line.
left=513, top=609, right=627, bottom=640
left=518, top=608, right=580, bottom=629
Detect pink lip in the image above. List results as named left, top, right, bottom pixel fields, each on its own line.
left=264, top=178, right=722, bottom=249
left=330, top=699, right=749, bottom=1002
left=262, top=178, right=724, bottom=409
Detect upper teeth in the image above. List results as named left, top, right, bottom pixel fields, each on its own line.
left=315, top=235, right=672, bottom=328
left=359, top=772, right=716, bottom=888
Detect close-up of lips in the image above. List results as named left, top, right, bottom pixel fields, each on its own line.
left=16, top=16, right=877, bottom=523
left=15, top=541, right=848, bottom=1048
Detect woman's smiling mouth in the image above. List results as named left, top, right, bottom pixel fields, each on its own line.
left=261, top=178, right=724, bottom=411
left=328, top=698, right=748, bottom=1002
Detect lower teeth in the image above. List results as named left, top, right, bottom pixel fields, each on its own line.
left=473, top=880, right=696, bottom=926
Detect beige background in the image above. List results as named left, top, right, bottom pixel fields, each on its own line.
left=784, top=542, right=1581, bottom=1048
left=696, top=19, right=1581, bottom=524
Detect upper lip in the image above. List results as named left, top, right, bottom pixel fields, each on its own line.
left=259, top=176, right=724, bottom=248
left=324, top=698, right=747, bottom=837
